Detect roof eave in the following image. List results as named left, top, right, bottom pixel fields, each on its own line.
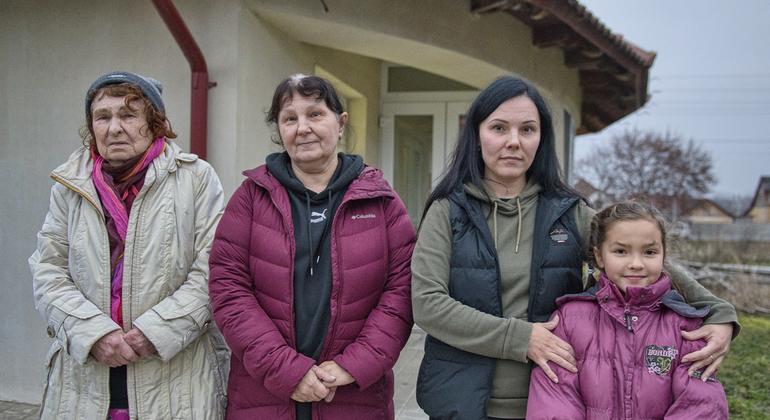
left=471, top=0, right=656, bottom=133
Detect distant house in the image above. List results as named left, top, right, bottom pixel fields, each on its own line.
left=742, top=176, right=770, bottom=223
left=681, top=198, right=734, bottom=224
left=574, top=177, right=609, bottom=208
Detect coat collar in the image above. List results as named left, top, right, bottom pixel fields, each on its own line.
left=50, top=141, right=188, bottom=204
left=556, top=271, right=709, bottom=320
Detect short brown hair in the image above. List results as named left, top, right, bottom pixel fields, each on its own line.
left=265, top=74, right=345, bottom=146
left=588, top=200, right=668, bottom=266
left=81, top=83, right=176, bottom=147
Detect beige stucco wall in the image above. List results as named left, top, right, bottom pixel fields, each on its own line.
left=1, top=0, right=191, bottom=403
left=310, top=46, right=382, bottom=163
left=2, top=0, right=584, bottom=404
left=247, top=0, right=582, bottom=168
left=0, top=0, right=300, bottom=403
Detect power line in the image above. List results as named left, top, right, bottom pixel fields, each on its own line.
left=697, top=139, right=770, bottom=144
left=655, top=87, right=770, bottom=92
left=654, top=73, right=770, bottom=79
left=635, top=112, right=770, bottom=117
left=649, top=100, right=770, bottom=105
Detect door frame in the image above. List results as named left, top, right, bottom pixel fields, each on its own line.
left=379, top=102, right=447, bottom=187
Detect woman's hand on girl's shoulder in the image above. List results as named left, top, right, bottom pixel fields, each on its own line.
left=527, top=314, right=577, bottom=383
left=681, top=323, right=733, bottom=381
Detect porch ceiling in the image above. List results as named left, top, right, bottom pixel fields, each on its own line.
left=472, top=0, right=656, bottom=134
left=247, top=2, right=509, bottom=91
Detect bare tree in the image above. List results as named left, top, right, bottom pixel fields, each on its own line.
left=578, top=129, right=715, bottom=217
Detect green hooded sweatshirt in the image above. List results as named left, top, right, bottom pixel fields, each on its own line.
left=411, top=179, right=739, bottom=418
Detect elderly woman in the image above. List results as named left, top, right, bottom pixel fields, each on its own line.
left=411, top=76, right=739, bottom=420
left=209, top=74, right=415, bottom=420
left=29, top=71, right=229, bottom=420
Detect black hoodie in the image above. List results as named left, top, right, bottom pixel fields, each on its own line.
left=266, top=152, right=365, bottom=360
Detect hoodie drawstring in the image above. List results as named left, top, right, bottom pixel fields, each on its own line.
left=491, top=197, right=522, bottom=253
left=493, top=201, right=499, bottom=250
left=308, top=189, right=334, bottom=277
left=515, top=196, right=521, bottom=254
left=306, top=191, right=314, bottom=276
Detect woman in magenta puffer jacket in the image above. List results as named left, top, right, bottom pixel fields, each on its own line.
left=527, top=202, right=728, bottom=419
left=209, top=74, right=416, bottom=420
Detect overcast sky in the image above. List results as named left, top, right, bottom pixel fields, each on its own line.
left=574, top=0, right=770, bottom=197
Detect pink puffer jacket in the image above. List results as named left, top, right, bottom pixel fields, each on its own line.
left=527, top=273, right=728, bottom=419
left=209, top=164, right=415, bottom=420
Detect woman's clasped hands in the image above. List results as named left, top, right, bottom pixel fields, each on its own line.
left=90, top=328, right=158, bottom=367
left=291, top=361, right=355, bottom=403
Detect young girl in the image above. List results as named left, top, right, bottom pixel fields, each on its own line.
left=526, top=201, right=728, bottom=419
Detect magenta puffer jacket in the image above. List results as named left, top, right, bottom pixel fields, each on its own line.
left=527, top=273, right=728, bottom=420
left=209, top=164, right=415, bottom=420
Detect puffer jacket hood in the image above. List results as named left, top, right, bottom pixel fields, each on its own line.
left=527, top=272, right=728, bottom=419
left=30, top=141, right=228, bottom=420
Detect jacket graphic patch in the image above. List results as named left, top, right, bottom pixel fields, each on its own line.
left=549, top=227, right=569, bottom=244
left=645, top=345, right=678, bottom=375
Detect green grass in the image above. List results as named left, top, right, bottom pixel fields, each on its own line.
left=720, top=312, right=770, bottom=419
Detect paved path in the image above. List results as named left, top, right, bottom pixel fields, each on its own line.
left=0, top=400, right=37, bottom=420
left=1, top=328, right=429, bottom=420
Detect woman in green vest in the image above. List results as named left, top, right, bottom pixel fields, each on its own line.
left=410, top=76, right=738, bottom=420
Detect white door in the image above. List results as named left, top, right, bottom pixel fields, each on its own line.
left=381, top=101, right=469, bottom=225
left=445, top=101, right=470, bottom=160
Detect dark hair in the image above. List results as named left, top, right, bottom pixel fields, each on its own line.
left=588, top=200, right=668, bottom=266
left=81, top=83, right=176, bottom=147
left=423, top=76, right=578, bottom=219
left=265, top=74, right=345, bottom=145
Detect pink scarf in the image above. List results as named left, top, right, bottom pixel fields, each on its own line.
left=91, top=138, right=166, bottom=327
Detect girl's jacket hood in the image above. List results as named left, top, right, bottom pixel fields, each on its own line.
left=557, top=272, right=710, bottom=322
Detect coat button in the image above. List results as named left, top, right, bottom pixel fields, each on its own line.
left=46, top=326, right=55, bottom=338
left=202, top=320, right=211, bottom=329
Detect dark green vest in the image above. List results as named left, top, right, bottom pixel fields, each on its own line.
left=416, top=188, right=583, bottom=419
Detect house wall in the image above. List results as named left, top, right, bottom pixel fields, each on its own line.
left=0, top=0, right=312, bottom=403
left=247, top=0, right=583, bottom=167
left=747, top=206, right=770, bottom=223
left=1, top=0, right=584, bottom=404
left=746, top=186, right=769, bottom=223
left=1, top=0, right=193, bottom=402
left=686, top=205, right=733, bottom=224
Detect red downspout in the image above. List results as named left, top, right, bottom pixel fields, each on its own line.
left=151, top=0, right=211, bottom=160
